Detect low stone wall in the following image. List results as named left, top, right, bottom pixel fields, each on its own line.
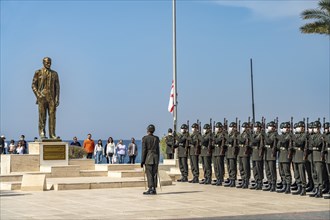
left=1, top=155, right=40, bottom=174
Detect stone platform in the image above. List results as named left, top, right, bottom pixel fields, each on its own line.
left=1, top=182, right=329, bottom=220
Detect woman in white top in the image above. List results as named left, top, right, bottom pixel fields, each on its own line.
left=116, top=139, right=127, bottom=164
left=105, top=137, right=116, bottom=164
left=94, top=139, right=104, bottom=164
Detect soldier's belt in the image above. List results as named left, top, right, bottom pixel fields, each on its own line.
left=239, top=144, right=244, bottom=147
left=215, top=144, right=220, bottom=147
left=252, top=146, right=258, bottom=149
left=227, top=144, right=233, bottom=147
left=202, top=146, right=207, bottom=149
left=265, top=145, right=271, bottom=148
left=312, top=147, right=320, bottom=151
left=294, top=147, right=302, bottom=151
left=280, top=147, right=287, bottom=151
left=179, top=143, right=184, bottom=146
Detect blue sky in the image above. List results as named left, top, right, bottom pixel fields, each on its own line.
left=1, top=0, right=329, bottom=141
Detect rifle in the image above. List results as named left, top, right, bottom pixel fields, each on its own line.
left=185, top=120, right=190, bottom=156
left=321, top=117, right=326, bottom=161
left=259, top=117, right=266, bottom=158
left=303, top=118, right=309, bottom=160
left=288, top=116, right=294, bottom=159
left=272, top=117, right=279, bottom=157
left=208, top=118, right=213, bottom=154
left=224, top=118, right=228, bottom=132
left=238, top=119, right=241, bottom=133
left=196, top=119, right=201, bottom=155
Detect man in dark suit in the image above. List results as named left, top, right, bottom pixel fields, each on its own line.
left=141, top=124, right=160, bottom=195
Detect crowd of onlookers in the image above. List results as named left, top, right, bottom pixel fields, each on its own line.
left=71, top=134, right=139, bottom=164
left=0, top=135, right=28, bottom=155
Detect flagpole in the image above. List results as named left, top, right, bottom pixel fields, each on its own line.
left=172, top=0, right=178, bottom=159
left=172, top=0, right=177, bottom=135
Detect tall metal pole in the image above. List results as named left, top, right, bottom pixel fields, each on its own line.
left=250, top=58, right=255, bottom=124
left=172, top=0, right=178, bottom=159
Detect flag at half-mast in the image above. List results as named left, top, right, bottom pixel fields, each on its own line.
left=168, top=80, right=174, bottom=113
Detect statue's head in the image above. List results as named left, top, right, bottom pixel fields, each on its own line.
left=43, top=57, right=52, bottom=69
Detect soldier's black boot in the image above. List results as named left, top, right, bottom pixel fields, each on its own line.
left=285, top=184, right=291, bottom=194
left=309, top=187, right=319, bottom=197
left=270, top=183, right=276, bottom=192
left=182, top=177, right=188, bottom=182
left=324, top=190, right=330, bottom=199
left=224, top=178, right=230, bottom=185
left=292, top=185, right=302, bottom=195
left=249, top=182, right=257, bottom=190
left=236, top=180, right=244, bottom=188
left=291, top=181, right=298, bottom=191
left=315, top=188, right=323, bottom=198
left=199, top=179, right=206, bottom=184
left=322, top=185, right=329, bottom=194
left=256, top=182, right=262, bottom=190
left=192, top=177, right=199, bottom=183
left=300, top=187, right=306, bottom=196
left=224, top=180, right=232, bottom=187
left=276, top=181, right=283, bottom=190
left=262, top=183, right=271, bottom=191
left=243, top=180, right=249, bottom=189
left=204, top=178, right=211, bottom=185
left=277, top=183, right=286, bottom=193
left=143, top=188, right=153, bottom=195
left=306, top=182, right=314, bottom=192
left=230, top=180, right=236, bottom=187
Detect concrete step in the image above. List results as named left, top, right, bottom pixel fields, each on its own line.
left=108, top=170, right=144, bottom=178
left=0, top=181, right=21, bottom=190
left=40, top=165, right=80, bottom=177
left=95, top=164, right=141, bottom=171
left=80, top=170, right=108, bottom=177
left=0, top=174, right=23, bottom=182
left=69, top=159, right=95, bottom=170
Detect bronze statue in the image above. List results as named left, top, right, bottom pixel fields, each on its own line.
left=32, top=57, right=60, bottom=139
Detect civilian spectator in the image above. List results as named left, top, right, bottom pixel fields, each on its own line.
left=20, top=135, right=28, bottom=154
left=116, top=139, right=127, bottom=164
left=83, top=134, right=95, bottom=159
left=128, top=138, right=138, bottom=164
left=94, top=139, right=104, bottom=164
left=70, top=136, right=81, bottom=146
left=16, top=141, right=24, bottom=154
left=9, top=140, right=16, bottom=154
left=105, top=137, right=115, bottom=164
left=0, top=135, right=5, bottom=154
left=1, top=135, right=8, bottom=154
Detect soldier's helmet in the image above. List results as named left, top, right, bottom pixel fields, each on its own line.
left=215, top=122, right=223, bottom=128
left=280, top=122, right=286, bottom=129
left=203, top=124, right=211, bottom=130
left=297, top=121, right=305, bottom=128
left=324, top=122, right=330, bottom=129
left=308, top=122, right=314, bottom=128
left=293, top=123, right=298, bottom=129
left=147, top=124, right=155, bottom=133
left=229, top=122, right=237, bottom=127
left=267, top=121, right=276, bottom=127
left=191, top=123, right=199, bottom=129
left=314, top=121, right=321, bottom=128
left=242, top=122, right=249, bottom=128
left=168, top=128, right=173, bottom=133
left=284, top=122, right=290, bottom=128
left=254, top=121, right=262, bottom=127
left=181, top=124, right=188, bottom=130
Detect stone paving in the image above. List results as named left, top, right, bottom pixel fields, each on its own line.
left=1, top=182, right=329, bottom=220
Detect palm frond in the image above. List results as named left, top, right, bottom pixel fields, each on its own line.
left=319, top=0, right=330, bottom=12
left=301, top=9, right=330, bottom=21
left=300, top=21, right=330, bottom=35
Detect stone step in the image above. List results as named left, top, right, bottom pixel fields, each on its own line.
left=80, top=170, right=108, bottom=177
left=95, top=164, right=141, bottom=171
left=0, top=174, right=23, bottom=182
left=108, top=170, right=144, bottom=178
left=40, top=165, right=80, bottom=177
left=0, top=182, right=21, bottom=190
left=69, top=159, right=95, bottom=170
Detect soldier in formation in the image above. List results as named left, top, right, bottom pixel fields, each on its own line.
left=168, top=118, right=329, bottom=199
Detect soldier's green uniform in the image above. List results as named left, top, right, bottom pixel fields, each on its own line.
left=323, top=122, right=330, bottom=199
left=189, top=123, right=202, bottom=183
left=224, top=122, right=239, bottom=187
left=309, top=121, right=325, bottom=198
left=175, top=124, right=189, bottom=182
left=291, top=121, right=307, bottom=196
left=305, top=122, right=315, bottom=193
left=212, top=122, right=226, bottom=186
left=250, top=122, right=264, bottom=190
left=263, top=121, right=278, bottom=192
left=237, top=122, right=251, bottom=189
left=200, top=124, right=213, bottom=184
left=141, top=124, right=160, bottom=195
left=276, top=122, right=292, bottom=194
left=165, top=128, right=175, bottom=159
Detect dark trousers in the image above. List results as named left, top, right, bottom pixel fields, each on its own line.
left=294, top=162, right=306, bottom=187
left=252, top=160, right=264, bottom=183
left=201, top=156, right=212, bottom=180
left=279, top=162, right=292, bottom=185
left=87, top=153, right=93, bottom=159
left=129, top=155, right=136, bottom=164
left=228, top=158, right=237, bottom=180
left=145, top=164, right=158, bottom=189
left=314, top=161, right=325, bottom=188
left=240, top=156, right=251, bottom=181
left=190, top=155, right=199, bottom=179
left=178, top=157, right=188, bottom=178
left=167, top=153, right=173, bottom=159
left=265, top=160, right=277, bottom=184
left=213, top=155, right=225, bottom=181
left=305, top=160, right=314, bottom=184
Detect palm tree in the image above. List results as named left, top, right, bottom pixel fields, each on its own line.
left=300, top=0, right=330, bottom=35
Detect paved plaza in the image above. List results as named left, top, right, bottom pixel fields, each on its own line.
left=1, top=182, right=329, bottom=220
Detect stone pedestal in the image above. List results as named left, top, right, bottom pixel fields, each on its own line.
left=29, top=141, right=69, bottom=172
